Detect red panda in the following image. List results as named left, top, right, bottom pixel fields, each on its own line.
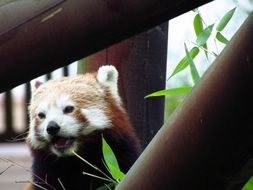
left=26, top=65, right=141, bottom=190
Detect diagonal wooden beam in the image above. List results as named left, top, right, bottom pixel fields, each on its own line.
left=0, top=0, right=212, bottom=92
left=116, top=12, right=253, bottom=190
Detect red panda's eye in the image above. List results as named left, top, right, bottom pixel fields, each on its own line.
left=38, top=112, right=46, bottom=119
left=63, top=106, right=74, bottom=114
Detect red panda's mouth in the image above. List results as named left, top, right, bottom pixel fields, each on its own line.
left=51, top=136, right=76, bottom=150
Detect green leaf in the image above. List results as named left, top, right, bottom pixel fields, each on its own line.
left=102, top=137, right=125, bottom=181
left=202, top=43, right=209, bottom=59
left=184, top=43, right=200, bottom=84
left=168, top=47, right=199, bottom=79
left=242, top=176, right=253, bottom=190
left=193, top=13, right=209, bottom=59
left=216, top=32, right=229, bottom=44
left=193, top=14, right=203, bottom=36
left=107, top=162, right=125, bottom=181
left=102, top=137, right=119, bottom=169
left=196, top=24, right=214, bottom=46
left=145, top=86, right=192, bottom=98
left=216, top=7, right=236, bottom=32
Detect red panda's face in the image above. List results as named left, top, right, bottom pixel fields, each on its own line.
left=27, top=66, right=121, bottom=157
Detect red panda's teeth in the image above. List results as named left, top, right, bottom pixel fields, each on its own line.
left=53, top=137, right=75, bottom=149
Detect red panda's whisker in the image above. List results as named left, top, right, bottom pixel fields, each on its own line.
left=6, top=131, right=29, bottom=142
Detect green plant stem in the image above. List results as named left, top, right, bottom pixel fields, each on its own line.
left=72, top=151, right=117, bottom=183
left=213, top=35, right=220, bottom=55
left=29, top=181, right=48, bottom=190
left=105, top=183, right=113, bottom=190
left=1, top=158, right=57, bottom=190
left=83, top=172, right=113, bottom=183
left=58, top=178, right=66, bottom=190
left=0, top=164, right=13, bottom=175
left=190, top=41, right=217, bottom=57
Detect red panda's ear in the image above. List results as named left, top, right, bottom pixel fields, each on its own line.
left=97, top=65, right=121, bottom=105
left=97, top=65, right=118, bottom=85
left=34, top=81, right=43, bottom=89
left=30, top=80, right=43, bottom=94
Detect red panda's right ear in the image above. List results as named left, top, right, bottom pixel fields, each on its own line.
left=30, top=80, right=43, bottom=94
left=34, top=81, right=43, bottom=89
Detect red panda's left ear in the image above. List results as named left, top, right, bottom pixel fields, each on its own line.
left=97, top=65, right=121, bottom=105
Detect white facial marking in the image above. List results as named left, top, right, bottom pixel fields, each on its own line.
left=28, top=93, right=83, bottom=156
left=81, top=107, right=111, bottom=134
left=39, top=95, right=81, bottom=140
left=27, top=119, right=47, bottom=149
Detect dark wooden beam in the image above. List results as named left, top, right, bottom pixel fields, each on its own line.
left=116, top=12, right=253, bottom=190
left=0, top=0, right=212, bottom=92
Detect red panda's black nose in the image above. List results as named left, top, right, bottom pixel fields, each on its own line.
left=47, top=121, right=60, bottom=136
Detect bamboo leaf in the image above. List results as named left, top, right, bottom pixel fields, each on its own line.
left=145, top=86, right=192, bottom=98
left=202, top=43, right=208, bottom=59
left=102, top=137, right=125, bottom=181
left=107, top=163, right=125, bottom=181
left=168, top=47, right=199, bottom=79
left=242, top=176, right=253, bottom=190
left=193, top=13, right=209, bottom=59
left=196, top=24, right=214, bottom=46
left=193, top=14, right=203, bottom=36
left=216, top=7, right=236, bottom=32
left=102, top=137, right=119, bottom=169
left=216, top=32, right=229, bottom=44
left=184, top=43, right=200, bottom=84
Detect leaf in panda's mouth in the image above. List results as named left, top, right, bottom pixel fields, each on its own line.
left=52, top=136, right=76, bottom=150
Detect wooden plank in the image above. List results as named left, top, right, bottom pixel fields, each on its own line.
left=0, top=0, right=64, bottom=35
left=0, top=0, right=212, bottom=92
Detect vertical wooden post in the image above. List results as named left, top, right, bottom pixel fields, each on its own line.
left=86, top=23, right=168, bottom=146
left=63, top=66, right=69, bottom=76
left=3, top=91, right=15, bottom=140
left=25, top=83, right=31, bottom=131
